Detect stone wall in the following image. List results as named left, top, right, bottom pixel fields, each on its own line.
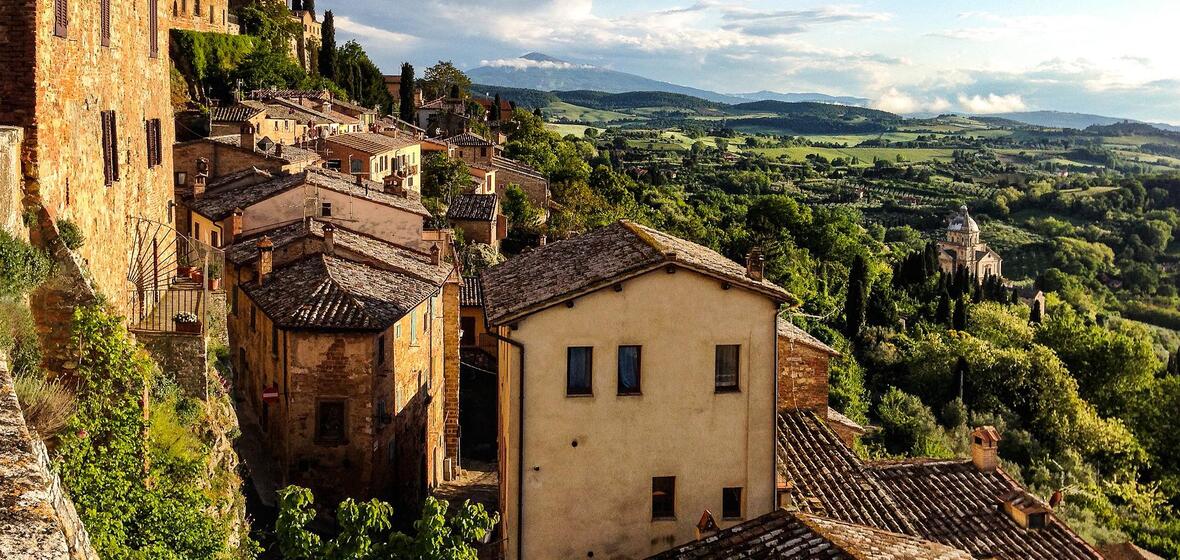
left=0, top=355, right=98, bottom=560
left=0, top=127, right=26, bottom=239
left=137, top=331, right=208, bottom=399
left=442, top=280, right=461, bottom=468
left=777, top=338, right=833, bottom=417
left=168, top=0, right=238, bottom=34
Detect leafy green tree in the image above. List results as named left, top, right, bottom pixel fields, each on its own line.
left=319, top=10, right=337, bottom=81
left=869, top=387, right=953, bottom=458
left=422, top=153, right=469, bottom=204
left=236, top=0, right=300, bottom=51
left=275, top=485, right=497, bottom=560
left=502, top=184, right=541, bottom=229
left=335, top=40, right=393, bottom=112
left=398, top=63, right=416, bottom=122
left=420, top=61, right=471, bottom=100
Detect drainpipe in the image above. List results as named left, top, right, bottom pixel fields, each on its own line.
left=772, top=307, right=781, bottom=510
left=485, top=328, right=524, bottom=560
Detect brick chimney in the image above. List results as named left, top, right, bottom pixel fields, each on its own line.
left=241, top=123, right=257, bottom=152
left=322, top=222, right=335, bottom=255
left=229, top=208, right=243, bottom=243
left=256, top=236, right=274, bottom=286
left=384, top=174, right=406, bottom=196
left=971, top=426, right=1001, bottom=472
left=193, top=157, right=210, bottom=198
left=746, top=247, right=765, bottom=281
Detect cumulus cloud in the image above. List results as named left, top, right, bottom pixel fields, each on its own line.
left=872, top=89, right=952, bottom=114
left=334, top=15, right=416, bottom=44
left=956, top=93, right=1027, bottom=113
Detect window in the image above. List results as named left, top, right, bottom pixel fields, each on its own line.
left=376, top=335, right=385, bottom=365
left=566, top=347, right=593, bottom=396
left=100, top=0, right=110, bottom=47
left=100, top=111, right=119, bottom=185
left=175, top=171, right=186, bottom=185
left=193, top=222, right=200, bottom=240
left=652, top=477, right=676, bottom=519
left=715, top=345, right=740, bottom=392
left=148, top=0, right=158, bottom=57
left=231, top=286, right=238, bottom=314
left=617, top=345, right=641, bottom=395
left=460, top=316, right=475, bottom=346
left=250, top=305, right=257, bottom=331
left=350, top=158, right=363, bottom=174
left=193, top=0, right=200, bottom=16
left=315, top=401, right=346, bottom=443
left=271, top=325, right=278, bottom=355
left=54, top=0, right=67, bottom=37
left=210, top=230, right=220, bottom=248
left=480, top=147, right=488, bottom=158
left=145, top=119, right=163, bottom=168
left=410, top=312, right=419, bottom=345
left=722, top=487, right=743, bottom=519
left=320, top=202, right=332, bottom=217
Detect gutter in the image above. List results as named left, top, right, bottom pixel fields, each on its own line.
left=485, top=328, right=524, bottom=560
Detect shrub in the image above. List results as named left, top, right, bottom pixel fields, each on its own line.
left=13, top=371, right=76, bottom=441
left=0, top=230, right=52, bottom=298
left=870, top=386, right=954, bottom=458
left=55, top=218, right=85, bottom=250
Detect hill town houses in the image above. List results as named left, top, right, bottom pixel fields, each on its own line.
left=0, top=0, right=1113, bottom=557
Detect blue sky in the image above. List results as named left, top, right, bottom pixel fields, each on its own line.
left=320, top=0, right=1180, bottom=123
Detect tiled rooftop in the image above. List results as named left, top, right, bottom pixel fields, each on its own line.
left=325, top=132, right=417, bottom=154
left=189, top=168, right=429, bottom=221
left=446, top=193, right=498, bottom=221
left=242, top=253, right=438, bottom=330
left=491, top=156, right=546, bottom=181
left=445, top=132, right=493, bottom=147
left=480, top=220, right=795, bottom=325
left=460, top=276, right=483, bottom=307
left=647, top=510, right=973, bottom=560
left=778, top=317, right=840, bottom=355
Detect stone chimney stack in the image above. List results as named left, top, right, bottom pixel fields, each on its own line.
left=322, top=222, right=335, bottom=255
left=971, top=426, right=1001, bottom=472
left=193, top=157, right=210, bottom=198
left=355, top=173, right=365, bottom=187
left=383, top=175, right=406, bottom=196
left=746, top=247, right=765, bottom=281
left=430, top=243, right=441, bottom=265
left=241, top=123, right=257, bottom=152
left=229, top=208, right=244, bottom=243
left=274, top=142, right=283, bottom=159
left=539, top=234, right=547, bottom=246
left=256, top=236, right=274, bottom=286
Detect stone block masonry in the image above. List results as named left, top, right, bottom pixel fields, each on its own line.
left=0, top=355, right=99, bottom=560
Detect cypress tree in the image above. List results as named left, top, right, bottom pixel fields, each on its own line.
left=1010, top=288, right=1020, bottom=304
left=319, top=11, right=337, bottom=81
left=1167, top=348, right=1178, bottom=376
left=303, top=0, right=315, bottom=15
left=845, top=255, right=868, bottom=337
left=1030, top=301, right=1043, bottom=324
left=491, top=93, right=503, bottom=122
left=953, top=298, right=967, bottom=331
left=936, top=289, right=951, bottom=325
left=398, top=62, right=415, bottom=123
left=533, top=108, right=543, bottom=118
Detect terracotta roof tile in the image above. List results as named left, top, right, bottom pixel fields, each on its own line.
left=325, top=132, right=417, bottom=154
left=778, top=317, right=840, bottom=355
left=189, top=168, right=429, bottom=221
left=445, top=132, right=493, bottom=147
left=242, top=254, right=437, bottom=330
left=491, top=156, right=546, bottom=181
left=447, top=193, right=498, bottom=221
left=480, top=220, right=795, bottom=325
left=648, top=510, right=973, bottom=560
left=460, top=276, right=482, bottom=307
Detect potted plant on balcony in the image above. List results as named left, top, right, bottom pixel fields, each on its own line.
left=207, top=260, right=223, bottom=291
left=177, top=252, right=196, bottom=278
left=173, top=312, right=201, bottom=334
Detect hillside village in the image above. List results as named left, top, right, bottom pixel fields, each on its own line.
left=1, top=1, right=1179, bottom=560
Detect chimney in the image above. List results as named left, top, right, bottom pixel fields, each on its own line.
left=256, top=236, right=274, bottom=286
left=229, top=208, right=243, bottom=243
left=355, top=174, right=365, bottom=187
left=538, top=234, right=547, bottom=246
left=193, top=157, right=210, bottom=198
left=430, top=243, right=440, bottom=265
left=383, top=174, right=406, bottom=196
left=241, top=123, right=257, bottom=152
left=694, top=511, right=720, bottom=540
left=274, top=142, right=283, bottom=159
left=321, top=100, right=332, bottom=114
left=746, top=247, right=765, bottom=281
left=322, top=222, right=335, bottom=255
left=970, top=426, right=1001, bottom=472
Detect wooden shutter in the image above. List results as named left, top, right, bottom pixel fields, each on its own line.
left=54, top=0, right=67, bottom=37
left=101, top=112, right=114, bottom=185
left=100, top=0, right=110, bottom=47
left=145, top=120, right=158, bottom=168
left=149, top=0, right=159, bottom=58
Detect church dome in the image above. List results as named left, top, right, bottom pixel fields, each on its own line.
left=947, top=205, right=980, bottom=233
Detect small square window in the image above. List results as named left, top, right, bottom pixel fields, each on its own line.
left=567, top=347, right=593, bottom=396
left=316, top=401, right=346, bottom=443
left=350, top=158, right=363, bottom=174
left=715, top=345, right=740, bottom=392
left=321, top=202, right=332, bottom=217
left=652, top=476, right=676, bottom=520
left=722, top=487, right=743, bottom=519
left=617, top=345, right=641, bottom=395
left=175, top=171, right=187, bottom=185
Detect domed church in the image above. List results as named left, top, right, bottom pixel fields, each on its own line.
left=937, top=205, right=1003, bottom=279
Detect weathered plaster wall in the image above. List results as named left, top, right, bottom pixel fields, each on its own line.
left=497, top=268, right=779, bottom=560
left=241, top=188, right=425, bottom=249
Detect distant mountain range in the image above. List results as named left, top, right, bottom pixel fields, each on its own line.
left=971, top=111, right=1180, bottom=133
left=467, top=53, right=869, bottom=107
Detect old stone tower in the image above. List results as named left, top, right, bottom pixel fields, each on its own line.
left=937, top=205, right=1002, bottom=279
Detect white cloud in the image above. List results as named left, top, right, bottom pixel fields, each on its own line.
left=872, top=89, right=952, bottom=115
left=478, top=57, right=593, bottom=70
left=334, top=15, right=417, bottom=45
left=956, top=93, right=1026, bottom=113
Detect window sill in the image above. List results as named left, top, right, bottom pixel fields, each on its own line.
left=565, top=393, right=594, bottom=398
left=617, top=392, right=642, bottom=397
left=714, top=387, right=741, bottom=394
left=722, top=516, right=744, bottom=521
left=651, top=516, right=676, bottom=522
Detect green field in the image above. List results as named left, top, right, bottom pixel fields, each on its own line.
left=545, top=101, right=638, bottom=124
left=749, top=146, right=956, bottom=164
left=546, top=123, right=604, bottom=137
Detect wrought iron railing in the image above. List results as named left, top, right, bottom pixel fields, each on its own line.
left=126, top=217, right=224, bottom=334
